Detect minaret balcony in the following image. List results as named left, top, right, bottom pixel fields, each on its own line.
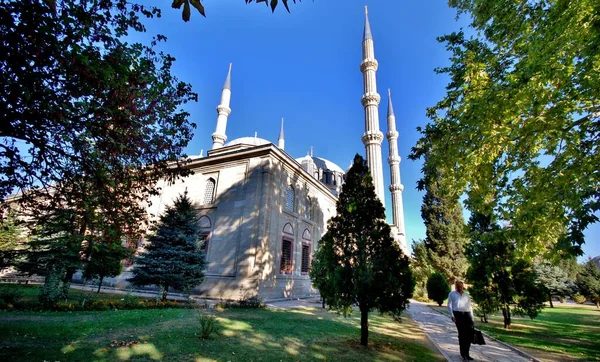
left=361, top=93, right=381, bottom=107
left=389, top=184, right=404, bottom=192
left=216, top=105, right=231, bottom=116
left=386, top=130, right=399, bottom=139
left=361, top=131, right=384, bottom=145
left=360, top=59, right=379, bottom=72
left=387, top=155, right=401, bottom=164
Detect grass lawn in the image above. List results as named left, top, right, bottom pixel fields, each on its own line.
left=0, top=283, right=142, bottom=303
left=430, top=303, right=600, bottom=362
left=0, top=286, right=444, bottom=361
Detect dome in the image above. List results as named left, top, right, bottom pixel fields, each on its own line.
left=225, top=137, right=271, bottom=147
left=296, top=155, right=345, bottom=174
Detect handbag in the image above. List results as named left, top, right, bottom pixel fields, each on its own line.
left=473, top=328, right=486, bottom=345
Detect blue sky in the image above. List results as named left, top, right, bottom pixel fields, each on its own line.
left=135, top=0, right=598, bottom=261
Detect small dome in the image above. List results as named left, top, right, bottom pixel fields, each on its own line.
left=296, top=155, right=345, bottom=174
left=225, top=137, right=271, bottom=147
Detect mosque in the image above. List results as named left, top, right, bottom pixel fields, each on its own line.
left=96, top=8, right=407, bottom=300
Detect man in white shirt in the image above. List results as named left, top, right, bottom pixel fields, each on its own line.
left=447, top=280, right=474, bottom=361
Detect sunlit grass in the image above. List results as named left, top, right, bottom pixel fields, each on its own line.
left=0, top=303, right=445, bottom=361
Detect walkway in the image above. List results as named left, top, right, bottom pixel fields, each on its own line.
left=406, top=300, right=539, bottom=362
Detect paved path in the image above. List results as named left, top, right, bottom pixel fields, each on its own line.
left=406, top=300, right=539, bottom=362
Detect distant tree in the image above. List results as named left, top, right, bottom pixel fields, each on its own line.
left=15, top=208, right=85, bottom=305
left=129, top=192, right=206, bottom=301
left=419, top=164, right=469, bottom=285
left=576, top=260, right=600, bottom=308
left=534, top=260, right=573, bottom=308
left=410, top=239, right=435, bottom=301
left=0, top=212, right=23, bottom=269
left=310, top=154, right=414, bottom=347
left=426, top=272, right=450, bottom=307
left=466, top=211, right=546, bottom=328
left=83, top=242, right=132, bottom=293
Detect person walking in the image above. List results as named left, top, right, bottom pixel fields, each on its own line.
left=447, top=280, right=474, bottom=361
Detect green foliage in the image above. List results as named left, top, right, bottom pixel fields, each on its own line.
left=310, top=154, right=414, bottom=346
left=426, top=272, right=450, bottom=306
left=466, top=211, right=546, bottom=328
left=128, top=192, right=206, bottom=301
left=576, top=259, right=600, bottom=307
left=410, top=0, right=600, bottom=259
left=171, top=0, right=302, bottom=21
left=214, top=296, right=265, bottom=309
left=534, top=260, right=575, bottom=307
left=196, top=310, right=219, bottom=339
left=0, top=212, right=23, bottom=269
left=1, top=0, right=196, bottom=277
left=83, top=241, right=132, bottom=292
left=572, top=293, right=586, bottom=304
left=419, top=162, right=469, bottom=285
left=410, top=239, right=434, bottom=301
left=0, top=287, right=23, bottom=307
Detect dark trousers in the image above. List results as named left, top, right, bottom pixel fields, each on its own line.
left=453, top=311, right=473, bottom=358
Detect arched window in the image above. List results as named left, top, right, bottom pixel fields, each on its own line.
left=305, top=197, right=312, bottom=220
left=203, top=178, right=216, bottom=205
left=198, top=216, right=212, bottom=258
left=301, top=229, right=311, bottom=274
left=280, top=223, right=294, bottom=274
left=285, top=185, right=295, bottom=212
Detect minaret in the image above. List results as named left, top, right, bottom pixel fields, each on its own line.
left=278, top=118, right=285, bottom=150
left=360, top=6, right=385, bottom=207
left=211, top=63, right=232, bottom=149
left=386, top=89, right=407, bottom=252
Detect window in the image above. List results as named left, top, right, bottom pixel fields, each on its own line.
left=285, top=185, right=295, bottom=212
left=280, top=223, right=294, bottom=274
left=301, top=228, right=311, bottom=274
left=305, top=197, right=312, bottom=219
left=198, top=216, right=212, bottom=257
left=203, top=178, right=216, bottom=205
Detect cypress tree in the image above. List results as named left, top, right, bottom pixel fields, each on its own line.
left=310, top=154, right=414, bottom=347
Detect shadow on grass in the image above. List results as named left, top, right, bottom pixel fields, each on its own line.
left=0, top=306, right=445, bottom=361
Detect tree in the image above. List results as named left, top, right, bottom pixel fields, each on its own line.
left=83, top=242, right=132, bottom=293
left=420, top=163, right=469, bottom=285
left=426, top=272, right=450, bottom=307
left=410, top=0, right=600, bottom=258
left=1, top=0, right=196, bottom=289
left=0, top=212, right=24, bottom=269
left=128, top=192, right=206, bottom=301
left=576, top=259, right=600, bottom=308
left=410, top=239, right=434, bottom=301
left=170, top=0, right=303, bottom=22
left=534, top=260, right=574, bottom=308
left=310, top=154, right=414, bottom=347
left=466, top=211, right=546, bottom=328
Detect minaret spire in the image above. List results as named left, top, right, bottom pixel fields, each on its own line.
left=360, top=7, right=385, bottom=208
left=278, top=118, right=285, bottom=150
left=212, top=63, right=232, bottom=149
left=386, top=89, right=407, bottom=253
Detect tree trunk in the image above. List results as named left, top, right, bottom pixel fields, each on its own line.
left=61, top=269, right=75, bottom=300
left=162, top=285, right=169, bottom=302
left=502, top=306, right=511, bottom=328
left=322, top=298, right=325, bottom=309
left=97, top=276, right=104, bottom=293
left=548, top=293, right=554, bottom=308
left=360, top=307, right=369, bottom=346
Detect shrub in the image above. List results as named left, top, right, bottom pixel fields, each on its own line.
left=197, top=310, right=218, bottom=339
left=572, top=293, right=586, bottom=304
left=0, top=288, right=23, bottom=305
left=426, top=272, right=450, bottom=306
left=215, top=296, right=265, bottom=309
